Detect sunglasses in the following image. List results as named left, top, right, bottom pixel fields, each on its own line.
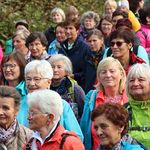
left=110, top=41, right=125, bottom=47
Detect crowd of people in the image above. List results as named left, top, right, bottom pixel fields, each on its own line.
left=0, top=0, right=150, bottom=149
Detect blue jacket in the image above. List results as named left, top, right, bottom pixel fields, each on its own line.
left=16, top=82, right=84, bottom=141
left=47, top=39, right=59, bottom=55
left=80, top=90, right=98, bottom=150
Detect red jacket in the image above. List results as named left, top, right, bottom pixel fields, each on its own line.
left=23, top=125, right=85, bottom=150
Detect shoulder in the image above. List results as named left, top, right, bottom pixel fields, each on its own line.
left=122, top=142, right=145, bottom=150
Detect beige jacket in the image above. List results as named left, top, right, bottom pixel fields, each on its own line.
left=0, top=123, right=33, bottom=150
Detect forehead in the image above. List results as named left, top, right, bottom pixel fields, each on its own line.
left=0, top=97, right=15, bottom=107
left=26, top=70, right=42, bottom=77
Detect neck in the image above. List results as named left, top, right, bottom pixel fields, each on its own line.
left=68, top=35, right=77, bottom=44
left=104, top=86, right=120, bottom=98
left=132, top=94, right=150, bottom=101
left=21, top=48, right=29, bottom=56
left=52, top=77, right=65, bottom=87
left=8, top=80, right=19, bottom=87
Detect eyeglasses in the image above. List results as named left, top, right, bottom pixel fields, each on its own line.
left=25, top=77, right=49, bottom=84
left=110, top=41, right=126, bottom=47
left=28, top=111, right=48, bottom=118
left=2, top=64, right=17, bottom=70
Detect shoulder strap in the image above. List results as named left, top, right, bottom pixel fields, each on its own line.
left=106, top=48, right=112, bottom=57
left=132, top=45, right=138, bottom=55
left=59, top=133, right=76, bottom=150
left=68, top=78, right=77, bottom=101
left=138, top=29, right=147, bottom=39
left=124, top=103, right=132, bottom=126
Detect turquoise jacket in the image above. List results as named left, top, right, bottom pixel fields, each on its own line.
left=80, top=90, right=98, bottom=150
left=16, top=81, right=84, bottom=141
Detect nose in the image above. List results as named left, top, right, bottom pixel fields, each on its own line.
left=96, top=127, right=103, bottom=137
left=105, top=71, right=111, bottom=77
left=0, top=108, right=4, bottom=115
left=132, top=79, right=140, bottom=85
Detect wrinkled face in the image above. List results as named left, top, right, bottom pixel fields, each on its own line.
left=51, top=60, right=66, bottom=82
left=94, top=114, right=122, bottom=147
left=112, top=15, right=124, bottom=29
left=84, top=18, right=96, bottom=30
left=2, top=59, right=20, bottom=82
left=0, top=97, right=18, bottom=129
left=110, top=38, right=132, bottom=59
left=128, top=76, right=150, bottom=100
left=56, top=26, right=67, bottom=42
left=65, top=25, right=78, bottom=42
left=28, top=38, right=46, bottom=59
left=101, top=19, right=112, bottom=36
left=88, top=34, right=103, bottom=52
left=98, top=64, right=122, bottom=89
left=52, top=12, right=63, bottom=24
left=25, top=70, right=51, bottom=93
left=28, top=104, right=49, bottom=131
left=13, top=35, right=26, bottom=52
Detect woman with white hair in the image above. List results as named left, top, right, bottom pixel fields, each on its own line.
left=24, top=60, right=84, bottom=141
left=126, top=63, right=150, bottom=149
left=49, top=54, right=85, bottom=120
left=24, top=89, right=85, bottom=149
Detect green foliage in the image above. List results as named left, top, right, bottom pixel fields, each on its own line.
left=0, top=0, right=105, bottom=43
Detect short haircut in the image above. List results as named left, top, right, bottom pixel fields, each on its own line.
left=116, top=18, right=132, bottom=30
left=109, top=26, right=135, bottom=45
left=27, top=89, right=63, bottom=123
left=15, top=19, right=29, bottom=29
left=104, top=0, right=117, bottom=11
left=49, top=54, right=72, bottom=76
left=87, top=29, right=104, bottom=40
left=96, top=57, right=126, bottom=94
left=1, top=51, right=26, bottom=82
left=50, top=7, right=66, bottom=22
left=13, top=29, right=30, bottom=41
left=25, top=60, right=53, bottom=79
left=26, top=31, right=48, bottom=48
left=63, top=18, right=80, bottom=30
left=126, top=63, right=150, bottom=96
left=112, top=8, right=128, bottom=19
left=91, top=102, right=128, bottom=137
left=0, top=85, right=20, bottom=110
left=80, top=11, right=100, bottom=27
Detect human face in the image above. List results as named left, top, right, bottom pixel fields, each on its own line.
left=52, top=12, right=63, bottom=24
left=112, top=15, right=124, bottom=29
left=94, top=114, right=122, bottom=147
left=65, top=25, right=78, bottom=42
left=84, top=18, right=96, bottom=30
left=25, top=70, right=51, bottom=93
left=88, top=34, right=103, bottom=52
left=56, top=26, right=67, bottom=42
left=139, top=0, right=144, bottom=9
left=98, top=64, right=122, bottom=89
left=128, top=76, right=150, bottom=100
left=101, top=20, right=112, bottom=36
left=28, top=104, right=49, bottom=131
left=0, top=97, right=18, bottom=129
left=110, top=38, right=131, bottom=59
left=13, top=35, right=26, bottom=52
left=2, top=59, right=20, bottom=82
left=51, top=60, right=66, bottom=82
left=28, top=38, right=46, bottom=59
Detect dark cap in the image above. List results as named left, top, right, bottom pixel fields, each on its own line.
left=15, top=19, right=29, bottom=29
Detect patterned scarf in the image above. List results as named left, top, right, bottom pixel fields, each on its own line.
left=0, top=119, right=17, bottom=142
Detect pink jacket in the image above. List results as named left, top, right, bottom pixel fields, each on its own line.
left=136, top=24, right=150, bottom=53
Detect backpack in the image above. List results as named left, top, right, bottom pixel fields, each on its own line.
left=106, top=45, right=139, bottom=57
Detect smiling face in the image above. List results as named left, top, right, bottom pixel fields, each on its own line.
left=84, top=18, right=96, bottom=30
left=128, top=76, right=150, bottom=100
left=28, top=38, right=46, bottom=59
left=94, top=114, right=121, bottom=147
left=88, top=34, right=103, bottom=52
left=56, top=26, right=67, bottom=42
left=2, top=59, right=20, bottom=83
left=51, top=12, right=63, bottom=24
left=101, top=19, right=112, bottom=36
left=0, top=97, right=18, bottom=129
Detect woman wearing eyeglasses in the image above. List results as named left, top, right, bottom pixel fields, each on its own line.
left=103, top=27, right=146, bottom=74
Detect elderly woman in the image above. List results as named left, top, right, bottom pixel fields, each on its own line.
left=80, top=11, right=100, bottom=41
left=85, top=29, right=104, bottom=93
left=26, top=31, right=51, bottom=62
left=49, top=54, right=85, bottom=120
left=80, top=57, right=128, bottom=150
left=126, top=63, right=150, bottom=148
left=103, top=27, right=146, bottom=74
left=13, top=29, right=30, bottom=60
left=0, top=85, right=32, bottom=150
left=24, top=89, right=84, bottom=149
left=24, top=60, right=84, bottom=141
left=91, top=103, right=146, bottom=150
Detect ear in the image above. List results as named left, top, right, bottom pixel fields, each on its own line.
left=48, top=79, right=51, bottom=85
left=47, top=114, right=54, bottom=121
left=128, top=42, right=132, bottom=49
left=118, top=126, right=124, bottom=134
left=146, top=16, right=150, bottom=24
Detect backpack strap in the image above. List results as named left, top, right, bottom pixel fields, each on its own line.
left=59, top=133, right=76, bottom=150
left=128, top=126, right=150, bottom=131
left=124, top=103, right=132, bottom=126
left=106, top=48, right=112, bottom=57
left=132, top=45, right=138, bottom=55
left=138, top=29, right=147, bottom=39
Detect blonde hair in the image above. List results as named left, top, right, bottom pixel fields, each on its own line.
left=96, top=57, right=126, bottom=94
left=104, top=0, right=117, bottom=11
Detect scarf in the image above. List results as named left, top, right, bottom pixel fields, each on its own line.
left=0, top=119, right=17, bottom=142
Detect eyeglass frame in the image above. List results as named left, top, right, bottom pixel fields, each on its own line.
left=25, top=77, right=50, bottom=84
left=2, top=63, right=17, bottom=70
left=110, top=41, right=126, bottom=47
left=28, top=111, right=48, bottom=118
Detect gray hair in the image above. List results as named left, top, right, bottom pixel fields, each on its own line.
left=27, top=89, right=63, bottom=124
left=126, top=63, right=150, bottom=96
left=96, top=57, right=126, bottom=94
left=50, top=7, right=66, bottom=22
left=25, top=60, right=53, bottom=79
left=80, top=11, right=100, bottom=27
left=49, top=54, right=73, bottom=76
left=13, top=29, right=30, bottom=41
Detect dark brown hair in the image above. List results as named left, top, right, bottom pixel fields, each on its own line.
left=91, top=102, right=128, bottom=137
